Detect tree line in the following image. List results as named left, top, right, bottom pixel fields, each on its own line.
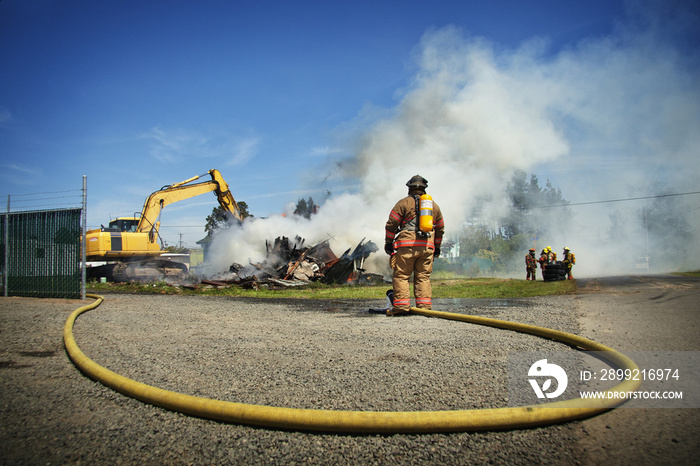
left=449, top=170, right=573, bottom=274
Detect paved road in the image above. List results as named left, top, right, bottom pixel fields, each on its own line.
left=574, top=274, right=700, bottom=465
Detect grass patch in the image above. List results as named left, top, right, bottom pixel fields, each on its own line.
left=432, top=277, right=577, bottom=299
left=87, top=277, right=577, bottom=300
left=674, top=271, right=700, bottom=277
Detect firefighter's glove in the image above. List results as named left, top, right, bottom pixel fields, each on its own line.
left=434, top=247, right=441, bottom=258
left=384, top=242, right=394, bottom=255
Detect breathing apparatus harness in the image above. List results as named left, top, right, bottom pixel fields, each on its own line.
left=401, top=175, right=434, bottom=239
left=413, top=195, right=431, bottom=238
left=400, top=192, right=434, bottom=238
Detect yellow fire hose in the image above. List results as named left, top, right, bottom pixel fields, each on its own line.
left=64, top=294, right=641, bottom=434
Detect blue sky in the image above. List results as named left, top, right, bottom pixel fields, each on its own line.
left=1, top=0, right=698, bottom=256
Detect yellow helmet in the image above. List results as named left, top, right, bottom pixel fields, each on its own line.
left=546, top=246, right=551, bottom=252
left=564, top=247, right=570, bottom=251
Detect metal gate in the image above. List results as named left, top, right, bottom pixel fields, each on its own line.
left=1, top=208, right=82, bottom=298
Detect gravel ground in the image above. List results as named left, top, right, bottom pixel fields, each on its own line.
left=0, top=291, right=675, bottom=464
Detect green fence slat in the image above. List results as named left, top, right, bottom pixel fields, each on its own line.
left=1, top=208, right=81, bottom=298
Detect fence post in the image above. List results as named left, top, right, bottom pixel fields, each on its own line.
left=81, top=176, right=87, bottom=300
left=3, top=195, right=8, bottom=297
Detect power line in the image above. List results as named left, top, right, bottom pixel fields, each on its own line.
left=158, top=225, right=205, bottom=228
left=538, top=190, right=700, bottom=209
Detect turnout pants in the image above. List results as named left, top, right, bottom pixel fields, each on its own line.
left=526, top=267, right=537, bottom=280
left=391, top=246, right=434, bottom=311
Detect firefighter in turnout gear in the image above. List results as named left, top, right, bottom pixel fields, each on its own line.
left=562, top=247, right=575, bottom=279
left=538, top=248, right=550, bottom=280
left=385, top=175, right=445, bottom=316
left=526, top=248, right=538, bottom=280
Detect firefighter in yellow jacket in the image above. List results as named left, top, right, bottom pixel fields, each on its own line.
left=385, top=175, right=445, bottom=316
left=538, top=248, right=549, bottom=280
left=562, top=247, right=575, bottom=279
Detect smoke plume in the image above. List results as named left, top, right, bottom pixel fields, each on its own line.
left=209, top=2, right=700, bottom=277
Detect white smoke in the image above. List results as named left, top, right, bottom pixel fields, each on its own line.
left=206, top=194, right=387, bottom=274
left=209, top=2, right=700, bottom=277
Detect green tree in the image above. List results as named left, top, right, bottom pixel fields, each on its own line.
left=503, top=171, right=531, bottom=238
left=459, top=224, right=494, bottom=256
left=205, top=201, right=252, bottom=233
left=607, top=210, right=624, bottom=241
left=236, top=201, right=252, bottom=219
left=504, top=170, right=572, bottom=242
left=637, top=184, right=692, bottom=266
left=294, top=197, right=318, bottom=219
left=459, top=171, right=571, bottom=274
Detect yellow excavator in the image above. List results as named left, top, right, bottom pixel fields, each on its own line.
left=85, top=169, right=241, bottom=282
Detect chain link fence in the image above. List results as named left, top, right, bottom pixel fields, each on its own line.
left=1, top=208, right=82, bottom=298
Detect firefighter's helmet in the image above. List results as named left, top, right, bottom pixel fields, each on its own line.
left=564, top=247, right=570, bottom=251
left=529, top=248, right=535, bottom=252
left=406, top=175, right=428, bottom=188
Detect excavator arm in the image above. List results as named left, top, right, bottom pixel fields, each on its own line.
left=136, top=169, right=242, bottom=234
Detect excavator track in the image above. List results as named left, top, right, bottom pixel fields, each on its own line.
left=87, top=260, right=189, bottom=283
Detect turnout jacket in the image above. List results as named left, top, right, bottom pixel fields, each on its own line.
left=526, top=253, right=538, bottom=269
left=385, top=195, right=445, bottom=250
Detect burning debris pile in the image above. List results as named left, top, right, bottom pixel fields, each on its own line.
left=198, top=236, right=384, bottom=290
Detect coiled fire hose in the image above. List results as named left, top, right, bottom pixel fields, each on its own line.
left=64, top=294, right=641, bottom=434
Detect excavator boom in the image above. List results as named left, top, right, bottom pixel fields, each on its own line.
left=137, top=169, right=242, bottom=233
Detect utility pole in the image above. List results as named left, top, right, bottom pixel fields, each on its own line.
left=81, top=176, right=87, bottom=300
left=179, top=233, right=184, bottom=249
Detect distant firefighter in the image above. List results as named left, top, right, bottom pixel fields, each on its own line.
left=562, top=247, right=576, bottom=279
left=526, top=248, right=538, bottom=280
left=538, top=247, right=550, bottom=279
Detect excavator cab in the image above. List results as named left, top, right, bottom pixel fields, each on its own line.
left=107, top=217, right=139, bottom=232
